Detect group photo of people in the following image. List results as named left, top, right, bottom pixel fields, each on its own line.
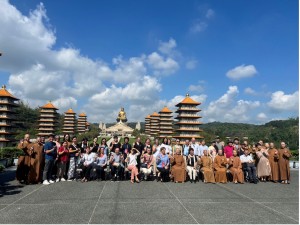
left=16, top=133, right=292, bottom=186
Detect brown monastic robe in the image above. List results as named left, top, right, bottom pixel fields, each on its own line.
left=278, top=148, right=292, bottom=181
left=28, top=142, right=44, bottom=183
left=228, top=156, right=244, bottom=183
left=16, top=141, right=33, bottom=182
left=268, top=148, right=280, bottom=181
left=171, top=155, right=186, bottom=182
left=214, top=155, right=227, bottom=183
left=200, top=156, right=215, bottom=183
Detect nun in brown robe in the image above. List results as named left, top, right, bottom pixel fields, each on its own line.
left=170, top=149, right=186, bottom=183
left=228, top=150, right=244, bottom=184
left=200, top=150, right=215, bottom=183
left=278, top=142, right=292, bottom=184
left=214, top=149, right=228, bottom=183
left=256, top=143, right=271, bottom=182
left=28, top=137, right=44, bottom=184
left=268, top=143, right=280, bottom=182
left=16, top=134, right=33, bottom=183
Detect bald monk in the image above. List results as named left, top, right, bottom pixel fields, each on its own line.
left=199, top=149, right=215, bottom=183
left=268, top=143, right=280, bottom=183
left=16, top=134, right=33, bottom=184
left=214, top=149, right=228, bottom=183
left=28, top=137, right=44, bottom=184
left=170, top=149, right=186, bottom=183
left=278, top=142, right=292, bottom=184
left=228, top=150, right=244, bottom=184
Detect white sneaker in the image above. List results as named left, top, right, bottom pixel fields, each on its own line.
left=49, top=180, right=55, bottom=184
left=56, top=178, right=60, bottom=182
left=67, top=179, right=73, bottom=181
left=43, top=180, right=50, bottom=185
left=61, top=178, right=66, bottom=182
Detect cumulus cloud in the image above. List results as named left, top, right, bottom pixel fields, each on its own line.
left=185, top=59, right=198, bottom=70
left=267, top=91, right=299, bottom=112
left=188, top=80, right=205, bottom=93
left=226, top=64, right=258, bottom=80
left=257, top=113, right=268, bottom=121
left=244, top=87, right=257, bottom=95
left=0, top=0, right=181, bottom=119
left=203, top=86, right=260, bottom=123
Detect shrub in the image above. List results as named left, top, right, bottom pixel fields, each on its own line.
left=0, top=147, right=23, bottom=159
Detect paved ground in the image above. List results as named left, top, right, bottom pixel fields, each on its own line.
left=0, top=167, right=298, bottom=224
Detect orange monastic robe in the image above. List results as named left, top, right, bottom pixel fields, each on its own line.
left=200, top=156, right=215, bottom=183
left=278, top=148, right=292, bottom=181
left=171, top=155, right=186, bottom=182
left=229, top=156, right=244, bottom=183
left=16, top=141, right=33, bottom=182
left=214, top=155, right=227, bottom=183
left=28, top=142, right=44, bottom=183
left=268, top=148, right=280, bottom=181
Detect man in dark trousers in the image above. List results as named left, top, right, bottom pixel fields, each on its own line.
left=133, top=137, right=144, bottom=172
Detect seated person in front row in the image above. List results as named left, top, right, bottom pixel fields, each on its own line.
left=240, top=148, right=257, bottom=184
left=140, top=146, right=154, bottom=181
left=80, top=147, right=96, bottom=182
left=109, top=147, right=124, bottom=181
left=93, top=147, right=107, bottom=180
left=156, top=147, right=170, bottom=182
left=199, top=149, right=215, bottom=183
left=170, top=148, right=186, bottom=183
left=214, top=149, right=228, bottom=183
left=185, top=148, right=199, bottom=183
left=228, top=150, right=244, bottom=184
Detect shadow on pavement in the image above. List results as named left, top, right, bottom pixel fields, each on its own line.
left=0, top=168, right=24, bottom=197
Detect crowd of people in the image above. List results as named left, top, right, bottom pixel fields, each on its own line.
left=16, top=134, right=293, bottom=185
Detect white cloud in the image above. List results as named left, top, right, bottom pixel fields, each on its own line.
left=226, top=64, right=258, bottom=80
left=244, top=87, right=256, bottom=95
left=257, top=113, right=268, bottom=121
left=190, top=21, right=208, bottom=33
left=206, top=9, right=215, bottom=19
left=203, top=86, right=260, bottom=123
left=267, top=91, right=299, bottom=112
left=185, top=59, right=198, bottom=70
left=52, top=97, right=77, bottom=113
left=147, top=52, right=179, bottom=75
left=158, top=38, right=177, bottom=56
left=188, top=80, right=205, bottom=93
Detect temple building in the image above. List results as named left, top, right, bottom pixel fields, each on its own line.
left=63, top=108, right=76, bottom=135
left=158, top=106, right=173, bottom=138
left=77, top=113, right=87, bottom=134
left=150, top=112, right=160, bottom=137
left=144, top=115, right=151, bottom=135
left=173, top=94, right=203, bottom=144
left=0, top=85, right=19, bottom=148
left=37, top=102, right=59, bottom=137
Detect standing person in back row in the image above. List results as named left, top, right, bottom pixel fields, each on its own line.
left=16, top=133, right=32, bottom=184
left=109, top=135, right=121, bottom=154
left=198, top=140, right=208, bottom=157
left=67, top=136, right=80, bottom=181
left=190, top=137, right=200, bottom=156
left=133, top=137, right=144, bottom=171
left=43, top=134, right=57, bottom=185
left=121, top=137, right=132, bottom=158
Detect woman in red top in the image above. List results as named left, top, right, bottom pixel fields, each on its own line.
left=56, top=141, right=69, bottom=182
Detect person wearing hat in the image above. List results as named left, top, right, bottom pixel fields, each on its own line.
left=42, top=134, right=57, bottom=185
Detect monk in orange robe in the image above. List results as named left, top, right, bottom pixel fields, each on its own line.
left=170, top=149, right=186, bottom=183
left=16, top=134, right=33, bottom=184
left=28, top=137, right=44, bottom=184
left=228, top=150, right=244, bottom=184
left=214, top=149, right=227, bottom=183
left=199, top=150, right=215, bottom=183
left=268, top=142, right=280, bottom=182
left=278, top=142, right=292, bottom=184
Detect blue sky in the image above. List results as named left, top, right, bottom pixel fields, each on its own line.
left=0, top=0, right=298, bottom=123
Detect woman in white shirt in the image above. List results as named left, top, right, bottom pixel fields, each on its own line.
left=125, top=148, right=140, bottom=184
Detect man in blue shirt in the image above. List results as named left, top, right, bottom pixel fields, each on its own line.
left=42, top=134, right=57, bottom=185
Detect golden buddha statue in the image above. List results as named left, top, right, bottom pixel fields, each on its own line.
left=117, top=107, right=127, bottom=123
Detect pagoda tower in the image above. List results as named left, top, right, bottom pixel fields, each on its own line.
left=37, top=102, right=59, bottom=136
left=150, top=112, right=160, bottom=137
left=173, top=94, right=203, bottom=144
left=77, top=113, right=87, bottom=134
left=158, top=106, right=173, bottom=138
left=63, top=108, right=76, bottom=135
left=144, top=114, right=151, bottom=135
left=0, top=85, right=19, bottom=147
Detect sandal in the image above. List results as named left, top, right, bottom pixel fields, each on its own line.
left=130, top=180, right=134, bottom=184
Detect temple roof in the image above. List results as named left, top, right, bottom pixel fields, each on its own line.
left=145, top=114, right=151, bottom=119
left=151, top=112, right=160, bottom=117
left=65, top=108, right=76, bottom=114
left=159, top=106, right=172, bottom=113
left=105, top=122, right=134, bottom=132
left=0, top=85, right=19, bottom=100
left=175, top=94, right=200, bottom=106
left=79, top=113, right=86, bottom=117
left=41, top=101, right=58, bottom=110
